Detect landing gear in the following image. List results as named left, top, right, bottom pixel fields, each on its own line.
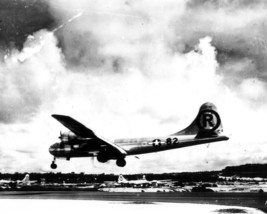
left=51, top=163, right=57, bottom=169
left=97, top=153, right=126, bottom=167
left=116, top=158, right=126, bottom=167
left=97, top=154, right=108, bottom=163
left=50, top=157, right=57, bottom=169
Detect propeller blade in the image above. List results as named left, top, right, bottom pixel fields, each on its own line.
left=59, top=131, right=63, bottom=140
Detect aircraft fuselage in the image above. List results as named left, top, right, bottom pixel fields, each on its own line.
left=116, top=135, right=228, bottom=155
left=50, top=134, right=228, bottom=159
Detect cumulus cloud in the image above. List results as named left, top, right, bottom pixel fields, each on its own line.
left=175, top=0, right=267, bottom=83
left=0, top=30, right=64, bottom=123
left=1, top=0, right=267, bottom=173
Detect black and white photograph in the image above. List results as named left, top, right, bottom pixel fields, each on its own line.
left=1, top=0, right=267, bottom=213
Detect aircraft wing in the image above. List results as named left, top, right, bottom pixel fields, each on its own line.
left=52, top=114, right=127, bottom=156
left=0, top=180, right=12, bottom=184
left=52, top=114, right=96, bottom=138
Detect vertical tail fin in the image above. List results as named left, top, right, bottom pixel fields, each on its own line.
left=142, top=175, right=147, bottom=181
left=21, top=174, right=30, bottom=183
left=172, top=102, right=223, bottom=138
left=118, top=174, right=128, bottom=183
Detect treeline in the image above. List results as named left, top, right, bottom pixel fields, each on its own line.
left=2, top=163, right=267, bottom=184
left=222, top=163, right=267, bottom=177
left=0, top=171, right=219, bottom=183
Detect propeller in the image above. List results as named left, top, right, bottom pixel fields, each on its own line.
left=59, top=131, right=63, bottom=141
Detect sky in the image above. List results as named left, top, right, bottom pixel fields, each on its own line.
left=0, top=0, right=267, bottom=174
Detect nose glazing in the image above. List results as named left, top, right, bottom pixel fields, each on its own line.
left=49, top=143, right=59, bottom=155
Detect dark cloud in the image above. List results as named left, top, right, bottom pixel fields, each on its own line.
left=0, top=0, right=55, bottom=51
left=53, top=13, right=132, bottom=73
left=56, top=30, right=105, bottom=69
left=166, top=0, right=267, bottom=88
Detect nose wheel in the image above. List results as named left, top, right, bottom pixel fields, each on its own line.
left=50, top=157, right=57, bottom=169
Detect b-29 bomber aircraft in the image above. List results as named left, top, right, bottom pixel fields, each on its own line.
left=49, top=102, right=229, bottom=169
left=0, top=174, right=37, bottom=189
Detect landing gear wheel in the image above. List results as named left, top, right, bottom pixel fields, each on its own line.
left=51, top=157, right=57, bottom=169
left=51, top=162, right=57, bottom=169
left=116, top=158, right=126, bottom=167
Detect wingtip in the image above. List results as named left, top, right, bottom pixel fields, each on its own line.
left=51, top=114, right=59, bottom=118
left=51, top=114, right=68, bottom=119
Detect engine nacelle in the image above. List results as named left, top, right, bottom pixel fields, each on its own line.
left=60, top=131, right=77, bottom=142
left=97, top=153, right=108, bottom=163
left=49, top=143, right=72, bottom=157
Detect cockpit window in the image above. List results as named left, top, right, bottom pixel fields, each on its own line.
left=50, top=143, right=59, bottom=148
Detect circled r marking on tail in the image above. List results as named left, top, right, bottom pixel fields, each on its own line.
left=197, top=109, right=221, bottom=131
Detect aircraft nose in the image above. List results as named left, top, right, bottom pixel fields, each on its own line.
left=49, top=146, right=54, bottom=155
left=49, top=143, right=59, bottom=155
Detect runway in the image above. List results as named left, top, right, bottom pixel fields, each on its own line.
left=1, top=199, right=265, bottom=214
left=1, top=191, right=267, bottom=213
